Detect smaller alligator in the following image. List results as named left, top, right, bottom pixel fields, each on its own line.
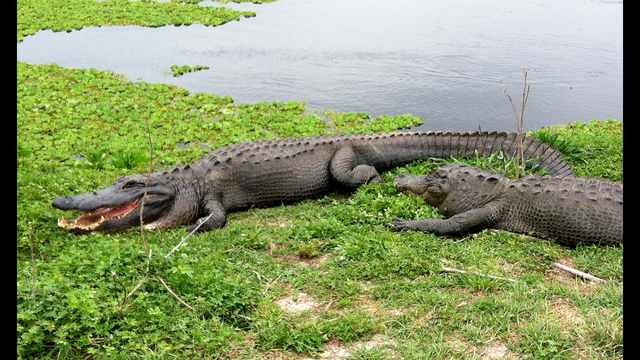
left=52, top=131, right=574, bottom=234
left=391, top=164, right=622, bottom=247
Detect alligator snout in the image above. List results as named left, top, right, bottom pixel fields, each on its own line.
left=393, top=173, right=411, bottom=187
left=52, top=195, right=75, bottom=210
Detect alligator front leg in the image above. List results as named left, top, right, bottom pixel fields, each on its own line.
left=330, top=146, right=382, bottom=187
left=391, top=208, right=495, bottom=235
left=186, top=198, right=227, bottom=233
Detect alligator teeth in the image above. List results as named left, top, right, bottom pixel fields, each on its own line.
left=56, top=200, right=141, bottom=231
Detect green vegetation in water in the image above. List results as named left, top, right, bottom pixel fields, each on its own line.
left=17, top=1, right=622, bottom=358
left=170, top=64, right=210, bottom=77
left=176, top=0, right=279, bottom=4
left=17, top=0, right=257, bottom=42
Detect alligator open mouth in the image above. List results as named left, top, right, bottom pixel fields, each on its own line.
left=57, top=200, right=140, bottom=231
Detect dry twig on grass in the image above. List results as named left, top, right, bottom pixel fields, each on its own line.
left=121, top=273, right=150, bottom=307
left=165, top=212, right=215, bottom=258
left=551, top=262, right=607, bottom=283
left=157, top=275, right=195, bottom=311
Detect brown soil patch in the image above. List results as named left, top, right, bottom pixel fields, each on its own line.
left=480, top=340, right=518, bottom=359
left=304, top=334, right=399, bottom=360
left=275, top=292, right=320, bottom=313
left=447, top=337, right=520, bottom=359
left=276, top=252, right=333, bottom=269
left=261, top=351, right=307, bottom=360
left=360, top=333, right=397, bottom=351
left=313, top=339, right=353, bottom=359
left=217, top=334, right=304, bottom=360
left=549, top=297, right=584, bottom=327
left=237, top=214, right=290, bottom=228
left=354, top=295, right=412, bottom=319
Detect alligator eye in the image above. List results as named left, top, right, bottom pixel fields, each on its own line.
left=122, top=180, right=145, bottom=189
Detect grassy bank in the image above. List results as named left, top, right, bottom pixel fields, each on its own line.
left=18, top=1, right=622, bottom=359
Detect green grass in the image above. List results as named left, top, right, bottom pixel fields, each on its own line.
left=17, top=1, right=622, bottom=359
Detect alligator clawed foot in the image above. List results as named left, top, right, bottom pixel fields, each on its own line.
left=389, top=217, right=410, bottom=231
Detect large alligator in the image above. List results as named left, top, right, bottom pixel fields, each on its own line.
left=391, top=164, right=622, bottom=247
left=52, top=131, right=574, bottom=233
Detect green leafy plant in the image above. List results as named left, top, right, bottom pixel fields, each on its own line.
left=73, top=148, right=149, bottom=170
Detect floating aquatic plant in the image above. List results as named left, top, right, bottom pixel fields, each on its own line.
left=170, top=64, right=210, bottom=77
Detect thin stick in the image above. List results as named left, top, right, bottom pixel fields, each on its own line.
left=156, top=275, right=195, bottom=310
left=442, top=267, right=518, bottom=283
left=138, top=119, right=155, bottom=258
left=28, top=222, right=37, bottom=301
left=121, top=273, right=150, bottom=306
left=551, top=262, right=607, bottom=283
left=165, top=212, right=215, bottom=259
left=111, top=271, right=126, bottom=298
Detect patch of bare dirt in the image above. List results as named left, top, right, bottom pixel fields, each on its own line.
left=354, top=295, right=412, bottom=319
left=277, top=253, right=333, bottom=269
left=217, top=334, right=305, bottom=360
left=237, top=214, right=289, bottom=227
left=360, top=333, right=397, bottom=351
left=275, top=292, right=320, bottom=313
left=304, top=334, right=399, bottom=360
left=549, top=297, right=584, bottom=327
left=261, top=351, right=307, bottom=360
left=446, top=337, right=520, bottom=359
left=480, top=340, right=518, bottom=360
left=314, top=339, right=353, bottom=359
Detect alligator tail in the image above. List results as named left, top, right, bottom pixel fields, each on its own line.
left=356, top=131, right=573, bottom=176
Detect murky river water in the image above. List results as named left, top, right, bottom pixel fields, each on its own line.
left=17, top=0, right=622, bottom=132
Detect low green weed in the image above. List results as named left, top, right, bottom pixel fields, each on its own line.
left=532, top=119, right=622, bottom=181
left=73, top=148, right=150, bottom=170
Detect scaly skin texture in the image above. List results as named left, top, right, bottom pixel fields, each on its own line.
left=392, top=164, right=623, bottom=247
left=52, top=131, right=574, bottom=233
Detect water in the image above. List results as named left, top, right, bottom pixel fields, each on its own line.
left=17, top=0, right=622, bottom=132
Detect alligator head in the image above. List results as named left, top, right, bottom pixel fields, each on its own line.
left=393, top=170, right=450, bottom=207
left=52, top=173, right=178, bottom=233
